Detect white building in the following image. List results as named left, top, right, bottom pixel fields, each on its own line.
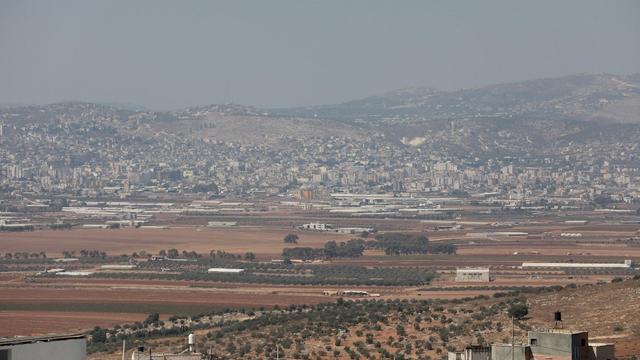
left=0, top=334, right=86, bottom=360
left=56, top=271, right=95, bottom=276
left=521, top=260, right=632, bottom=269
left=299, top=223, right=372, bottom=233
left=207, top=268, right=244, bottom=274
left=207, top=221, right=237, bottom=227
left=455, top=268, right=490, bottom=282
left=100, top=264, right=137, bottom=270
left=300, top=222, right=331, bottom=231
left=335, top=227, right=374, bottom=234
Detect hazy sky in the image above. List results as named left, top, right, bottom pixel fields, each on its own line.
left=1, top=1, right=639, bottom=110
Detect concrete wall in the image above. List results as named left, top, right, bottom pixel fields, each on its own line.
left=589, top=344, right=615, bottom=360
left=528, top=331, right=589, bottom=360
left=491, top=344, right=532, bottom=360
left=573, top=333, right=590, bottom=360
left=448, top=347, right=491, bottom=360
left=466, top=347, right=491, bottom=360
left=0, top=338, right=86, bottom=360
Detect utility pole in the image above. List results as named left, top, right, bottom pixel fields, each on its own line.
left=276, top=343, right=279, bottom=360
left=121, top=339, right=126, bottom=360
left=512, top=315, right=515, bottom=360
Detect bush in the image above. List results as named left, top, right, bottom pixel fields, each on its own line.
left=508, top=303, right=529, bottom=319
left=284, top=234, right=299, bottom=244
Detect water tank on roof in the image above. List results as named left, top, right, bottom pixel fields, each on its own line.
left=554, top=311, right=562, bottom=322
left=188, top=333, right=196, bottom=352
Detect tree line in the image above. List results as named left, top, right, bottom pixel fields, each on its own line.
left=282, top=239, right=366, bottom=260
left=370, top=233, right=456, bottom=255
left=282, top=233, right=456, bottom=260
left=1, top=251, right=47, bottom=259
left=62, top=249, right=107, bottom=259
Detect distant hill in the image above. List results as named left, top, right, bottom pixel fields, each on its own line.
left=272, top=73, right=640, bottom=124
left=265, top=73, right=640, bottom=155
left=2, top=74, right=639, bottom=152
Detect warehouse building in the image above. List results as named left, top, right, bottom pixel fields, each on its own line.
left=299, top=222, right=331, bottom=231
left=455, top=268, right=490, bottom=282
left=521, top=260, right=632, bottom=269
left=207, top=268, right=244, bottom=274
left=0, top=334, right=86, bottom=360
left=206, top=221, right=237, bottom=227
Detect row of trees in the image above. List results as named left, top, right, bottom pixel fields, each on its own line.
left=78, top=249, right=107, bottom=258
left=158, top=249, right=195, bottom=259
left=282, top=233, right=456, bottom=260
left=2, top=251, right=47, bottom=259
left=370, top=233, right=456, bottom=255
left=95, top=265, right=436, bottom=286
left=282, top=239, right=366, bottom=260
left=155, top=248, right=242, bottom=260
left=62, top=249, right=107, bottom=259
left=324, top=239, right=365, bottom=258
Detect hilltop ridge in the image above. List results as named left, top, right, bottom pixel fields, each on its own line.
left=273, top=73, right=640, bottom=124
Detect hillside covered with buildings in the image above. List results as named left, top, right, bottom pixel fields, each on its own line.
left=1, top=74, right=639, bottom=207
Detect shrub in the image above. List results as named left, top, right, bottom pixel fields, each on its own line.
left=284, top=234, right=299, bottom=244
left=508, top=303, right=529, bottom=320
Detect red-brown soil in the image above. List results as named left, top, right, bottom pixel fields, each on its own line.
left=0, top=227, right=352, bottom=257
left=0, top=311, right=146, bottom=337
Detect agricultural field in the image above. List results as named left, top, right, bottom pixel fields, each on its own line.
left=0, top=226, right=351, bottom=258
left=0, top=311, right=147, bottom=338
left=0, top=210, right=638, bottom=357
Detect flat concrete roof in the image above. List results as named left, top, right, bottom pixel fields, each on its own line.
left=0, top=333, right=85, bottom=347
left=529, top=329, right=587, bottom=335
left=522, top=262, right=630, bottom=268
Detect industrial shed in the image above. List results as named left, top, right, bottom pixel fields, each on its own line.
left=521, top=260, right=632, bottom=269
left=207, top=268, right=244, bottom=274
left=455, top=268, right=490, bottom=282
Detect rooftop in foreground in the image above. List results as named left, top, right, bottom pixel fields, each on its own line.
left=0, top=333, right=85, bottom=347
left=530, top=328, right=587, bottom=335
